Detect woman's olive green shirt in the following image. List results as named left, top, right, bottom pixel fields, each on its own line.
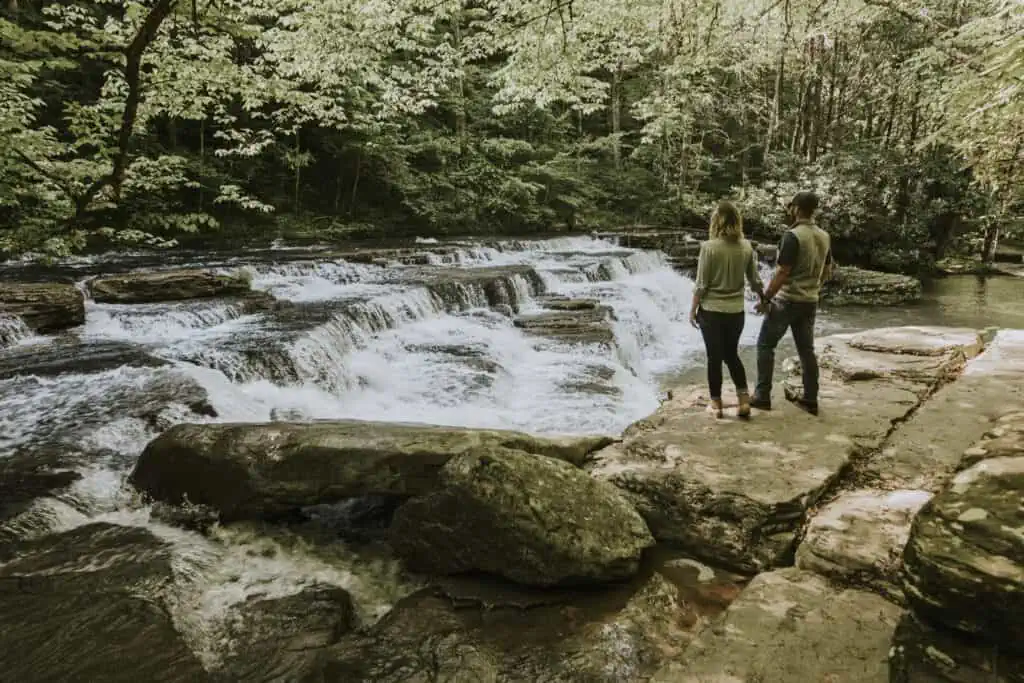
left=694, top=237, right=763, bottom=313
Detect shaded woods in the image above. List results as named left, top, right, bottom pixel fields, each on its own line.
left=1, top=0, right=1021, bottom=269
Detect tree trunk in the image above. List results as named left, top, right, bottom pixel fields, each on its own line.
left=293, top=129, right=301, bottom=214
left=452, top=5, right=467, bottom=157
left=766, top=0, right=791, bottom=156
left=198, top=118, right=205, bottom=211
left=70, top=0, right=178, bottom=223
left=610, top=67, right=622, bottom=170
left=348, top=150, right=361, bottom=217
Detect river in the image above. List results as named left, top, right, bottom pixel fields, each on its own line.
left=1, top=235, right=1022, bottom=666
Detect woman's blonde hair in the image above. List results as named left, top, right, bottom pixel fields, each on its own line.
left=709, top=200, right=744, bottom=241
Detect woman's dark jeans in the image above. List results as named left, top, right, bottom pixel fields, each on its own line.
left=697, top=309, right=748, bottom=401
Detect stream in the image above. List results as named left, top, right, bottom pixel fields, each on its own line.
left=2, top=235, right=1023, bottom=668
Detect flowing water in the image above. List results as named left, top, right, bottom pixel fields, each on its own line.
left=2, top=235, right=1023, bottom=667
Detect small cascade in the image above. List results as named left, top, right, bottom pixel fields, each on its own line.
left=83, top=301, right=254, bottom=345
left=245, top=260, right=386, bottom=303
left=0, top=314, right=33, bottom=349
left=287, top=287, right=445, bottom=393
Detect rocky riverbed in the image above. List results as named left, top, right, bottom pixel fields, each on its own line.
left=1, top=236, right=1023, bottom=682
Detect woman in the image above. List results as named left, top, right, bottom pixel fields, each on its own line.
left=688, top=201, right=765, bottom=419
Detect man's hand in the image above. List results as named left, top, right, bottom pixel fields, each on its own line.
left=689, top=308, right=699, bottom=328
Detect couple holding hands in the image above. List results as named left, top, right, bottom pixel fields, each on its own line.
left=688, top=191, right=832, bottom=419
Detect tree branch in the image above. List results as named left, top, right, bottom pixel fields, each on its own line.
left=11, top=148, right=77, bottom=201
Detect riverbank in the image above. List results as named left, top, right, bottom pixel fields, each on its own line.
left=3, top=324, right=1023, bottom=681
left=2, top=237, right=1024, bottom=681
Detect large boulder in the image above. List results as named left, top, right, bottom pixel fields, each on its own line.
left=589, top=326, right=983, bottom=572
left=901, top=418, right=1024, bottom=651
left=88, top=268, right=252, bottom=303
left=0, top=281, right=85, bottom=333
left=389, top=448, right=654, bottom=586
left=651, top=568, right=902, bottom=683
left=129, top=420, right=616, bottom=521
left=0, top=523, right=209, bottom=682
left=821, top=265, right=922, bottom=306
left=889, top=612, right=1024, bottom=683
left=320, top=571, right=695, bottom=682
left=795, top=489, right=932, bottom=601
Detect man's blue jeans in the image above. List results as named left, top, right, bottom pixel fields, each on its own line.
left=754, top=299, right=819, bottom=403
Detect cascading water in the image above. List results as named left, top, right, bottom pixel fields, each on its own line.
left=0, top=235, right=767, bottom=669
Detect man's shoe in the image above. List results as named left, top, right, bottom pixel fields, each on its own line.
left=791, top=397, right=819, bottom=416
left=749, top=396, right=771, bottom=411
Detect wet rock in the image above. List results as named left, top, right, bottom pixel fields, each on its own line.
left=300, top=495, right=403, bottom=543
left=88, top=268, right=252, bottom=304
left=0, top=450, right=81, bottom=525
left=321, top=571, right=693, bottom=682
left=129, top=420, right=616, bottom=521
left=389, top=448, right=654, bottom=586
left=514, top=305, right=616, bottom=345
left=889, top=612, right=1024, bottom=683
left=0, top=339, right=169, bottom=380
left=651, top=568, right=902, bottom=683
left=0, top=523, right=209, bottom=682
left=150, top=500, right=220, bottom=534
left=821, top=265, right=923, bottom=306
left=589, top=326, right=982, bottom=573
left=0, top=281, right=85, bottom=333
left=901, top=428, right=1024, bottom=651
left=535, top=295, right=603, bottom=311
left=795, top=489, right=932, bottom=600
left=220, top=584, right=356, bottom=683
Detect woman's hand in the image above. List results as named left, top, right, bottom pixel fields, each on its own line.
left=689, top=308, right=699, bottom=328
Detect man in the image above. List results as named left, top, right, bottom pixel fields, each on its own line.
left=751, top=191, right=832, bottom=416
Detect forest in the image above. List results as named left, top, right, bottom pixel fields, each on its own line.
left=0, top=0, right=1021, bottom=272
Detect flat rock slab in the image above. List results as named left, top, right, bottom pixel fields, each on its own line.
left=890, top=612, right=1024, bottom=683
left=901, top=427, right=1024, bottom=651
left=796, top=488, right=932, bottom=601
left=818, top=327, right=979, bottom=384
left=589, top=326, right=984, bottom=572
left=864, top=331, right=1024, bottom=490
left=321, top=571, right=696, bottom=682
left=514, top=305, right=616, bottom=345
left=88, top=268, right=252, bottom=304
left=0, top=281, right=85, bottom=333
left=842, top=326, right=983, bottom=357
left=0, top=523, right=209, bottom=682
left=651, top=568, right=902, bottom=683
left=389, top=448, right=653, bottom=586
left=590, top=378, right=921, bottom=572
left=130, top=420, right=615, bottom=521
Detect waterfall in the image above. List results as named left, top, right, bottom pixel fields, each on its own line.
left=0, top=234, right=785, bottom=664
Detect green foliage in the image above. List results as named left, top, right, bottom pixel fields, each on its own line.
left=0, top=0, right=1019, bottom=263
